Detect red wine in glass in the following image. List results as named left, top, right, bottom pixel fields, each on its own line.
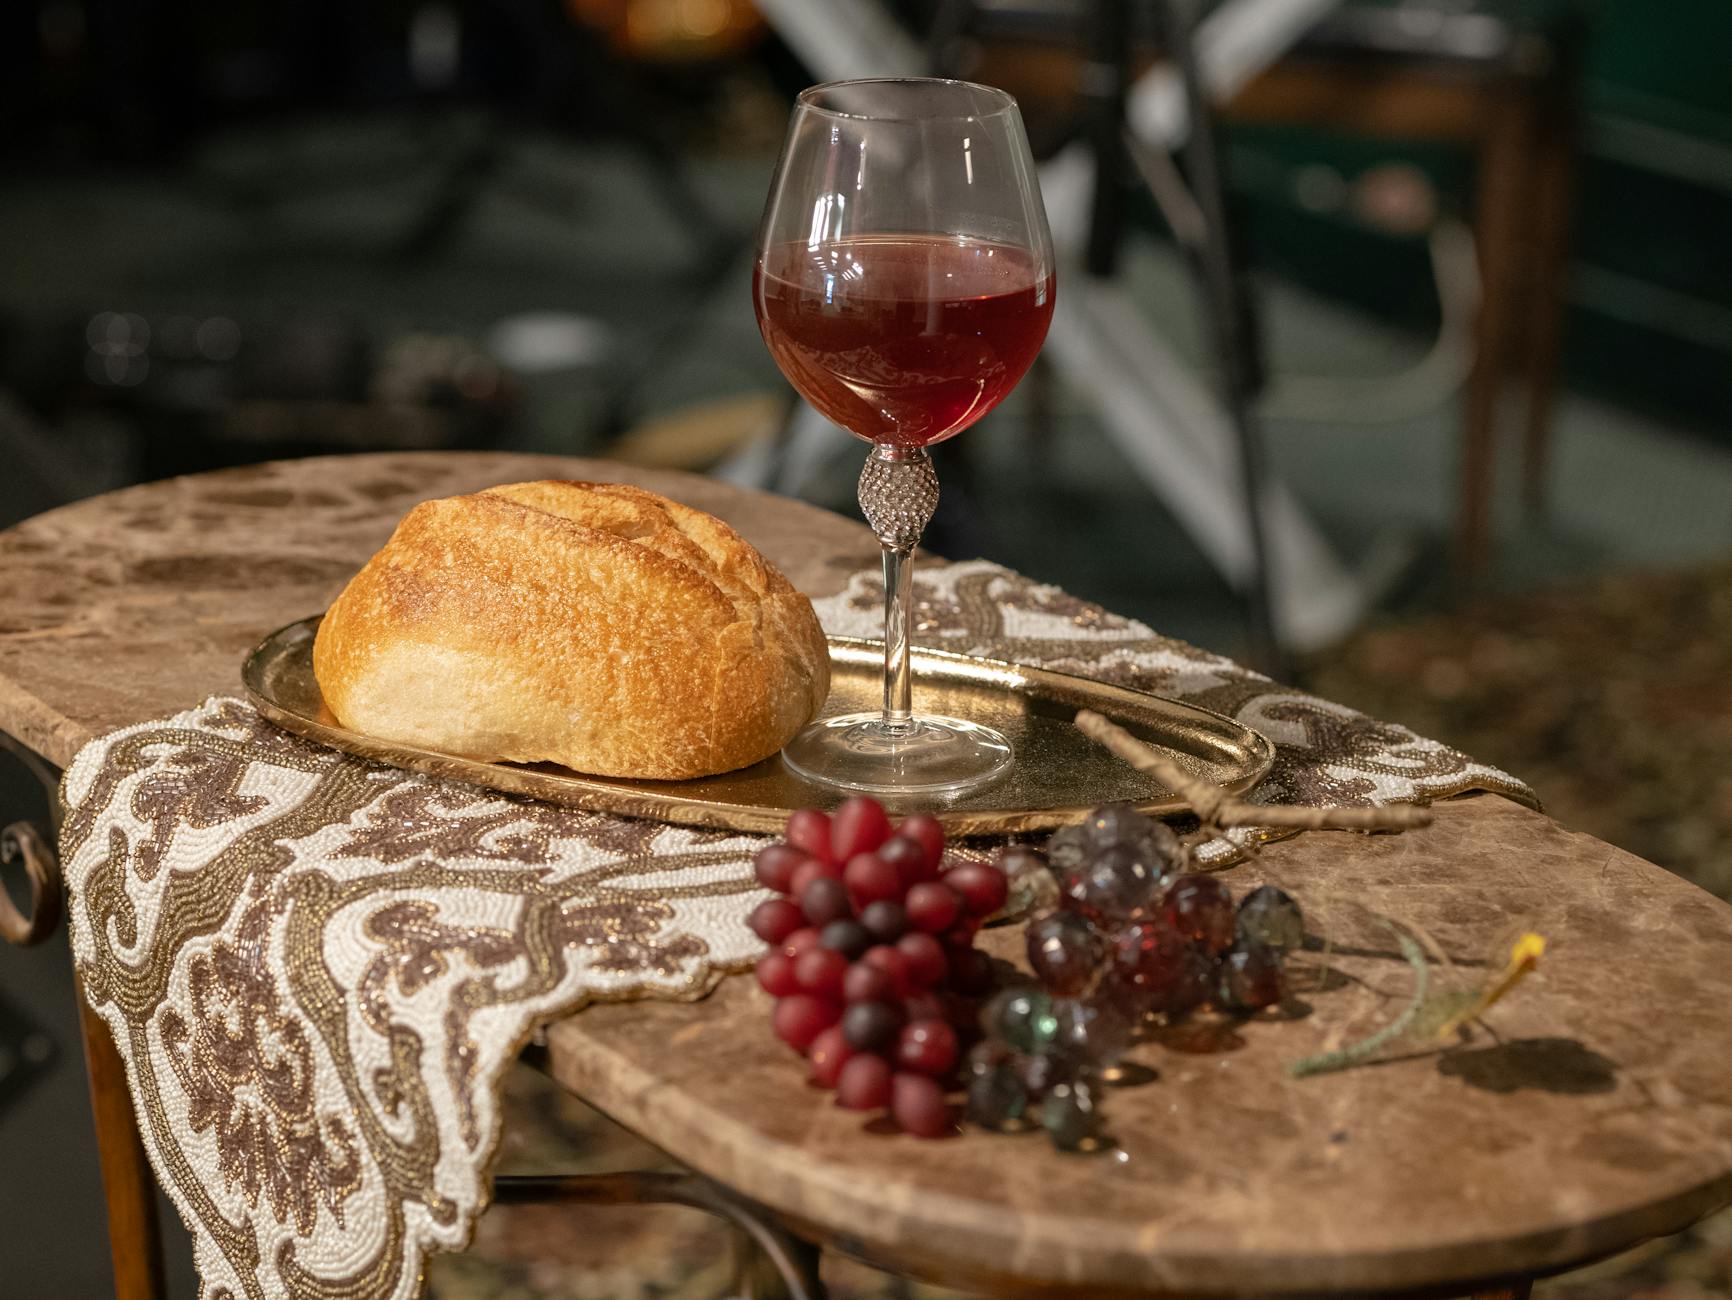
left=756, top=78, right=1054, bottom=796
left=754, top=234, right=1055, bottom=448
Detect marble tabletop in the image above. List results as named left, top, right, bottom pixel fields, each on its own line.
left=4, top=451, right=1731, bottom=1297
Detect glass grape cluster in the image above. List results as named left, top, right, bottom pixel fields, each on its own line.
left=748, top=797, right=1007, bottom=1138
left=966, top=804, right=1304, bottom=1151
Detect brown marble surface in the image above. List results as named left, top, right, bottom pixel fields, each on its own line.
left=5, top=452, right=1732, bottom=1295
left=551, top=795, right=1732, bottom=1296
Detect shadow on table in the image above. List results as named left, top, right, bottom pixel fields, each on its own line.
left=1438, top=1037, right=1619, bottom=1096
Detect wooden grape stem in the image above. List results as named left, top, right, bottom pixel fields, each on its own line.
left=1073, top=709, right=1433, bottom=833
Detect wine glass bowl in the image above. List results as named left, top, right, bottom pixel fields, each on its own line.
left=753, top=78, right=1055, bottom=796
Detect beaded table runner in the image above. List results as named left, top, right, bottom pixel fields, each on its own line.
left=61, top=559, right=1532, bottom=1299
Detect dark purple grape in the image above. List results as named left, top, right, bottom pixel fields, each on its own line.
left=799, top=876, right=852, bottom=927
left=753, top=843, right=810, bottom=895
left=896, top=933, right=948, bottom=989
left=818, top=919, right=872, bottom=961
left=1113, top=921, right=1209, bottom=1017
left=896, top=1019, right=959, bottom=1076
left=843, top=852, right=902, bottom=908
left=905, top=882, right=962, bottom=934
left=1063, top=842, right=1165, bottom=925
left=1052, top=997, right=1132, bottom=1069
left=842, top=962, right=897, bottom=1005
left=1040, top=1079, right=1105, bottom=1152
left=785, top=808, right=835, bottom=865
left=1163, top=875, right=1235, bottom=954
left=981, top=987, right=1057, bottom=1054
left=859, top=899, right=908, bottom=944
left=896, top=814, right=946, bottom=877
left=807, top=1024, right=854, bottom=1088
left=842, top=1000, right=905, bottom=1052
left=877, top=835, right=931, bottom=890
left=756, top=951, right=799, bottom=998
left=748, top=898, right=805, bottom=946
left=832, top=796, right=892, bottom=861
left=793, top=947, right=848, bottom=997
left=1025, top=911, right=1106, bottom=996
left=1220, top=940, right=1286, bottom=1011
left=966, top=1060, right=1030, bottom=1131
left=943, top=861, right=1009, bottom=918
left=1236, top=884, right=1304, bottom=953
left=947, top=946, right=996, bottom=995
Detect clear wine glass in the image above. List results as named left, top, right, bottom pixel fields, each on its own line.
left=753, top=78, right=1056, bottom=796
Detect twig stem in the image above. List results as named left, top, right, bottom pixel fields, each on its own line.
left=1073, top=710, right=1433, bottom=833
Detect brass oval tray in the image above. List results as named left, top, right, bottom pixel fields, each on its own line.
left=243, top=616, right=1273, bottom=835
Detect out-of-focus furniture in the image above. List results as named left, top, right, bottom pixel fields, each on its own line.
left=1226, top=3, right=1583, bottom=580
left=953, top=1, right=1581, bottom=584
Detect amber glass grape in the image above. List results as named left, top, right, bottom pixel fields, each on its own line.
left=1063, top=843, right=1165, bottom=924
left=966, top=1059, right=1029, bottom=1130
left=983, top=987, right=1057, bottom=1054
left=1051, top=996, right=1131, bottom=1069
left=1113, top=921, right=1208, bottom=1017
left=1220, top=940, right=1286, bottom=1011
left=1163, top=875, right=1235, bottom=954
left=1236, top=884, right=1304, bottom=952
left=1025, top=911, right=1106, bottom=996
left=1040, top=1078, right=1105, bottom=1152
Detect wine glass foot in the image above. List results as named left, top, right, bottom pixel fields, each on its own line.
left=781, top=713, right=1012, bottom=797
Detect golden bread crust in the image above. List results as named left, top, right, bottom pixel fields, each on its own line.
left=312, top=481, right=831, bottom=779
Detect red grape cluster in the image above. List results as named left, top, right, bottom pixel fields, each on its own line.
left=967, top=804, right=1305, bottom=1150
left=748, top=797, right=1008, bottom=1138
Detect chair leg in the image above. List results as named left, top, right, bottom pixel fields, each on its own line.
left=77, top=985, right=166, bottom=1300
left=1456, top=89, right=1530, bottom=586
left=1518, top=97, right=1578, bottom=518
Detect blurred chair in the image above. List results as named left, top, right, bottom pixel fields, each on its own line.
left=1226, top=1, right=1585, bottom=581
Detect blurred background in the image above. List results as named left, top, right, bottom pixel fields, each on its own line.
left=1, top=0, right=1729, bottom=1295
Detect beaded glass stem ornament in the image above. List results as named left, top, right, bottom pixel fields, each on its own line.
left=754, top=78, right=1055, bottom=795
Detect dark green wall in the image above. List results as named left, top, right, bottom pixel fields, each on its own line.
left=1223, top=1, right=1732, bottom=434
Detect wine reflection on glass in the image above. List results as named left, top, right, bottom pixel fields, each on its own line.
left=752, top=78, right=1056, bottom=796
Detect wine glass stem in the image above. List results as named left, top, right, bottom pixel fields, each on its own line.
left=856, top=443, right=940, bottom=739
left=881, top=543, right=915, bottom=730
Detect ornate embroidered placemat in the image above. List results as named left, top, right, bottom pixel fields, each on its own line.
left=61, top=560, right=1532, bottom=1299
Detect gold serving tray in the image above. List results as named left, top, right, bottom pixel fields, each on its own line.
left=243, top=616, right=1272, bottom=835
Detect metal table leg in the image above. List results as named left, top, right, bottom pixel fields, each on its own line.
left=1, top=732, right=166, bottom=1300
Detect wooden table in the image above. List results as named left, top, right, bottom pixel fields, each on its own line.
left=4, top=452, right=1731, bottom=1299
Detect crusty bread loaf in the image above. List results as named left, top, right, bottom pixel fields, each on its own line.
left=312, top=481, right=831, bottom=779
